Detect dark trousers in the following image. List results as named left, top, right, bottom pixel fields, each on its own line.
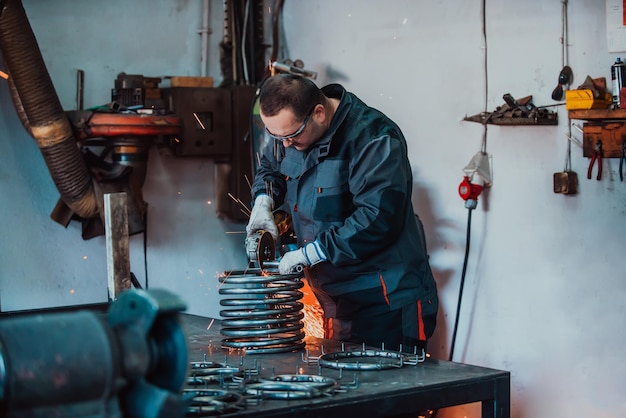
left=323, top=302, right=436, bottom=352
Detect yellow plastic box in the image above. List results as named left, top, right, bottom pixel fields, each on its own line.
left=565, top=89, right=611, bottom=110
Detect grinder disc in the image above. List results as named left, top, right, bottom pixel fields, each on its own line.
left=245, top=230, right=276, bottom=267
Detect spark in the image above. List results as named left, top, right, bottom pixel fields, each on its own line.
left=228, top=192, right=251, bottom=216
left=207, top=318, right=215, bottom=330
left=192, top=112, right=206, bottom=129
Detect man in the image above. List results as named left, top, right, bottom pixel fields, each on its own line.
left=247, top=74, right=438, bottom=352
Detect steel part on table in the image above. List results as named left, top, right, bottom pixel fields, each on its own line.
left=218, top=269, right=306, bottom=354
left=182, top=315, right=511, bottom=418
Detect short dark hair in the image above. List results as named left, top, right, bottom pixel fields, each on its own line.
left=259, top=74, right=325, bottom=121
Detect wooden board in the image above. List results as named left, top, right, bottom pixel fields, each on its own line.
left=170, top=76, right=214, bottom=88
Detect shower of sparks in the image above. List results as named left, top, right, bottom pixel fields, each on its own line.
left=300, top=280, right=324, bottom=338
left=228, top=192, right=251, bottom=216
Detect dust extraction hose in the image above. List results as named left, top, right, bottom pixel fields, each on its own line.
left=0, top=0, right=98, bottom=218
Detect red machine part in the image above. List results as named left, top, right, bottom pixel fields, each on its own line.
left=69, top=111, right=182, bottom=140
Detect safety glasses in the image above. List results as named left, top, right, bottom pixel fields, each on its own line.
left=265, top=108, right=314, bottom=142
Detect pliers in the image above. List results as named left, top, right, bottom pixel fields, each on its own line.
left=587, top=140, right=603, bottom=181
left=619, top=141, right=626, bottom=181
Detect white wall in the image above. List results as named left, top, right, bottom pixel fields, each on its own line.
left=1, top=1, right=625, bottom=417
left=276, top=1, right=624, bottom=417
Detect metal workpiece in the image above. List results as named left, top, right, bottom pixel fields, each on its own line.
left=0, top=289, right=189, bottom=418
left=182, top=315, right=511, bottom=418
left=218, top=269, right=306, bottom=354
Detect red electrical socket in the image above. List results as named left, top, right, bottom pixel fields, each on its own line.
left=458, top=176, right=484, bottom=202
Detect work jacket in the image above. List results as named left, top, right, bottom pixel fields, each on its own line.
left=252, top=84, right=438, bottom=320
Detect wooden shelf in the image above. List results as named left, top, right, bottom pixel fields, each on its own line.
left=568, top=108, right=626, bottom=120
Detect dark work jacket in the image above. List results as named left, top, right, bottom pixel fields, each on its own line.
left=252, top=84, right=438, bottom=319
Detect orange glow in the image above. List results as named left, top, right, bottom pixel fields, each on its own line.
left=300, top=279, right=324, bottom=338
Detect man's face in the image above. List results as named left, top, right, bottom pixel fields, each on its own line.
left=261, top=107, right=318, bottom=151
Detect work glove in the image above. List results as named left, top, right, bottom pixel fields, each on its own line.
left=278, top=241, right=327, bottom=274
left=246, top=194, right=278, bottom=240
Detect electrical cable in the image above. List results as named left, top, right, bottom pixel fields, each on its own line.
left=560, top=0, right=574, bottom=173
left=447, top=0, right=487, bottom=364
left=448, top=207, right=472, bottom=361
left=241, top=0, right=250, bottom=84
left=480, top=0, right=488, bottom=153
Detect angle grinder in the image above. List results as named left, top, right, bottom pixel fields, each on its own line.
left=244, top=211, right=303, bottom=273
left=245, top=229, right=277, bottom=269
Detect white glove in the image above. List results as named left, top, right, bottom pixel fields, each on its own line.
left=278, top=241, right=327, bottom=274
left=246, top=194, right=278, bottom=240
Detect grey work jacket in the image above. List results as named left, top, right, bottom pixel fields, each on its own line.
left=252, top=84, right=438, bottom=319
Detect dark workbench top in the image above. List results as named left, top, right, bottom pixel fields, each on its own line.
left=181, top=314, right=510, bottom=418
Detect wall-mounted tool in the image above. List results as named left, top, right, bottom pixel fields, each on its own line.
left=587, top=139, right=603, bottom=180
left=271, top=60, right=318, bottom=80
left=551, top=66, right=573, bottom=101
left=458, top=151, right=492, bottom=209
left=0, top=289, right=189, bottom=418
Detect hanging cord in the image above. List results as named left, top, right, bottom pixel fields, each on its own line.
left=449, top=208, right=472, bottom=361
left=480, top=0, right=488, bottom=154
left=143, top=209, right=149, bottom=289
left=241, top=0, right=250, bottom=84
left=560, top=0, right=573, bottom=172
left=447, top=0, right=488, bottom=364
left=561, top=0, right=569, bottom=70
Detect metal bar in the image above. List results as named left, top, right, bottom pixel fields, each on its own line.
left=104, top=192, right=131, bottom=300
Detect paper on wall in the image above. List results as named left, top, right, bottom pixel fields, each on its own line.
left=607, top=0, right=626, bottom=52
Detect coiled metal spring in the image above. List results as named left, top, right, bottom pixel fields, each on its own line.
left=218, top=269, right=305, bottom=354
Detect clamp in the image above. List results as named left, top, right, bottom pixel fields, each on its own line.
left=619, top=140, right=626, bottom=181
left=587, top=140, right=603, bottom=181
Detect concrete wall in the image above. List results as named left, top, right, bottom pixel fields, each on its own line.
left=1, top=1, right=624, bottom=417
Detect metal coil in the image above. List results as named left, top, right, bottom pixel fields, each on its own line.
left=218, top=270, right=306, bottom=354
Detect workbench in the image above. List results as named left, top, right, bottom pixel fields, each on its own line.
left=182, top=314, right=511, bottom=418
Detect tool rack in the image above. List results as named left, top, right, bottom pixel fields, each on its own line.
left=568, top=109, right=626, bottom=158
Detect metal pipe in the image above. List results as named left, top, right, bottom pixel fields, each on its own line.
left=200, top=0, right=211, bottom=77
